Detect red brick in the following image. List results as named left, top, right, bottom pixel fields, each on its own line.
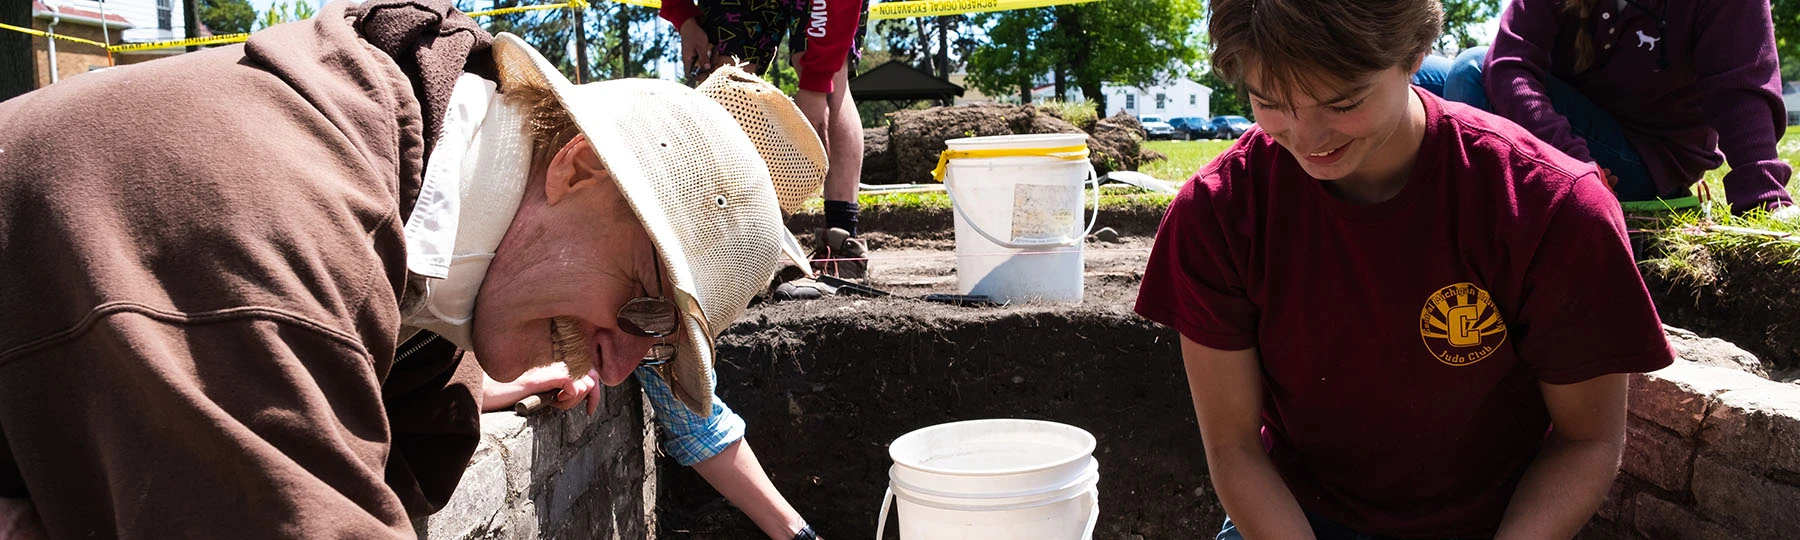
left=1596, top=479, right=1632, bottom=523
left=1629, top=362, right=1760, bottom=437
left=1621, top=419, right=1694, bottom=492
left=1697, top=384, right=1800, bottom=475
left=1631, top=494, right=1735, bottom=540
left=1691, top=455, right=1800, bottom=537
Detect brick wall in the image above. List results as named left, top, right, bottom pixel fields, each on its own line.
left=413, top=380, right=657, bottom=540
left=30, top=19, right=112, bottom=87
left=1582, top=359, right=1800, bottom=540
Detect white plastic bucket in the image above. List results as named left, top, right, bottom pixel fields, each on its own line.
left=875, top=419, right=1100, bottom=540
left=941, top=134, right=1100, bottom=304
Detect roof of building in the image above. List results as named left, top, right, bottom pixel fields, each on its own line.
left=33, top=1, right=134, bottom=28
left=849, top=61, right=965, bottom=102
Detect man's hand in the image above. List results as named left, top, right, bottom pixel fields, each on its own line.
left=794, top=89, right=829, bottom=152
left=678, top=18, right=714, bottom=83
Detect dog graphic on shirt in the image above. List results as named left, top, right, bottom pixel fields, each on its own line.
left=1637, top=30, right=1660, bottom=51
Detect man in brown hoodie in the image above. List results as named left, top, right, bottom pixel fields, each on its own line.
left=0, top=1, right=818, bottom=538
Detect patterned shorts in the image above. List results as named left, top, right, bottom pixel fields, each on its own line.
left=697, top=0, right=868, bottom=76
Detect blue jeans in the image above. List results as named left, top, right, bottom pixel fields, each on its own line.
left=1412, top=47, right=1669, bottom=201
left=1216, top=513, right=1484, bottom=540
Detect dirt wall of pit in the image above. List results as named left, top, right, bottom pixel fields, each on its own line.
left=654, top=293, right=1800, bottom=539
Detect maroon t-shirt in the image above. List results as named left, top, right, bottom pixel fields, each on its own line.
left=1135, top=89, right=1673, bottom=538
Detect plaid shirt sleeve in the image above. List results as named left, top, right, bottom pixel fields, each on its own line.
left=634, top=366, right=746, bottom=466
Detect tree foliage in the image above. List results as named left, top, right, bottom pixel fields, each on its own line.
left=873, top=16, right=980, bottom=77
left=962, top=9, right=1052, bottom=102
left=1775, top=0, right=1800, bottom=80
left=460, top=1, right=672, bottom=81
left=257, top=1, right=317, bottom=30
left=1439, top=0, right=1500, bottom=53
left=200, top=0, right=257, bottom=35
left=964, top=0, right=1202, bottom=112
left=1194, top=69, right=1249, bottom=120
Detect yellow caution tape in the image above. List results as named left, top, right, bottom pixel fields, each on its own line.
left=0, top=22, right=111, bottom=49
left=108, top=32, right=251, bottom=52
left=466, top=2, right=579, bottom=18
left=870, top=0, right=1101, bottom=20
left=467, top=0, right=657, bottom=18
left=9, top=0, right=1082, bottom=56
left=931, top=144, right=1089, bottom=181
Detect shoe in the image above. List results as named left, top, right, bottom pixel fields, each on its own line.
left=810, top=227, right=868, bottom=280
left=772, top=277, right=837, bottom=300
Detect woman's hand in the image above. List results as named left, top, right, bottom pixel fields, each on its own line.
left=481, top=363, right=586, bottom=413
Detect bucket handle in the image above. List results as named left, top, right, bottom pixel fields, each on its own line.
left=875, top=487, right=894, bottom=540
left=874, top=486, right=1101, bottom=540
left=1083, top=488, right=1099, bottom=540
left=944, top=163, right=1102, bottom=249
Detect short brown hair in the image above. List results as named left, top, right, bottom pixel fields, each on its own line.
left=1209, top=0, right=1442, bottom=108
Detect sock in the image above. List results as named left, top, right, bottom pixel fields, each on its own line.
left=824, top=200, right=859, bottom=237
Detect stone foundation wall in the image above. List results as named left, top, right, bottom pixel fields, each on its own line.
left=414, top=381, right=657, bottom=540
left=1583, top=358, right=1800, bottom=540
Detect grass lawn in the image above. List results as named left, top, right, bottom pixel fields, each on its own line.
left=1141, top=139, right=1236, bottom=183
left=843, top=128, right=1800, bottom=272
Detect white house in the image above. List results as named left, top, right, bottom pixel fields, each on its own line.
left=39, top=0, right=191, bottom=45
left=29, top=0, right=197, bottom=88
left=1027, top=78, right=1213, bottom=120
left=1099, top=79, right=1212, bottom=120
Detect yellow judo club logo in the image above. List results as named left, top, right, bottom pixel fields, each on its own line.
left=1418, top=282, right=1508, bottom=366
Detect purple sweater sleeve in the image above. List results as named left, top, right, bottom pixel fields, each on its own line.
left=1694, top=0, right=1794, bottom=212
left=1486, top=0, right=1593, bottom=164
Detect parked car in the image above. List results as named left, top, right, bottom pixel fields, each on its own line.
left=1167, top=116, right=1214, bottom=140
left=1138, top=115, right=1177, bottom=140
left=1209, top=115, right=1255, bottom=139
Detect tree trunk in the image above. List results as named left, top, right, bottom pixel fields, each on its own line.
left=1056, top=7, right=1100, bottom=114
left=185, top=0, right=201, bottom=52
left=571, top=6, right=589, bottom=82
left=1019, top=80, right=1030, bottom=104
left=0, top=0, right=32, bottom=100
left=935, top=16, right=948, bottom=78
left=914, top=18, right=928, bottom=69
left=1054, top=66, right=1067, bottom=102
left=618, top=6, right=633, bottom=78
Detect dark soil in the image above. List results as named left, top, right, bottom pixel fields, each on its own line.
left=1640, top=241, right=1800, bottom=381
left=657, top=240, right=1223, bottom=539
left=877, top=104, right=1162, bottom=185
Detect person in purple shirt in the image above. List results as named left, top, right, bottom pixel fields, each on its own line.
left=1138, top=0, right=1674, bottom=538
left=1414, top=0, right=1795, bottom=217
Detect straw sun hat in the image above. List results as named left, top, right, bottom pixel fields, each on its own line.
left=491, top=33, right=821, bottom=415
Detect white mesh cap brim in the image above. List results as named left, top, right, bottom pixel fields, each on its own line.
left=491, top=33, right=790, bottom=416
left=695, top=66, right=827, bottom=214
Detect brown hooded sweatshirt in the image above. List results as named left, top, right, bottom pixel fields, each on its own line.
left=0, top=1, right=494, bottom=537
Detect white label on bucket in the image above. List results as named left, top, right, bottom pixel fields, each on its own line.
left=1011, top=184, right=1081, bottom=242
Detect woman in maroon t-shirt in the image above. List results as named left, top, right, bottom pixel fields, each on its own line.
left=1137, top=1, right=1674, bottom=538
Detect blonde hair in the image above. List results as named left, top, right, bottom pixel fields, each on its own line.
left=1563, top=0, right=1598, bottom=73
left=507, top=84, right=583, bottom=162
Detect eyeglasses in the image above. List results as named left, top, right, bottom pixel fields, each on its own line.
left=618, top=253, right=679, bottom=367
